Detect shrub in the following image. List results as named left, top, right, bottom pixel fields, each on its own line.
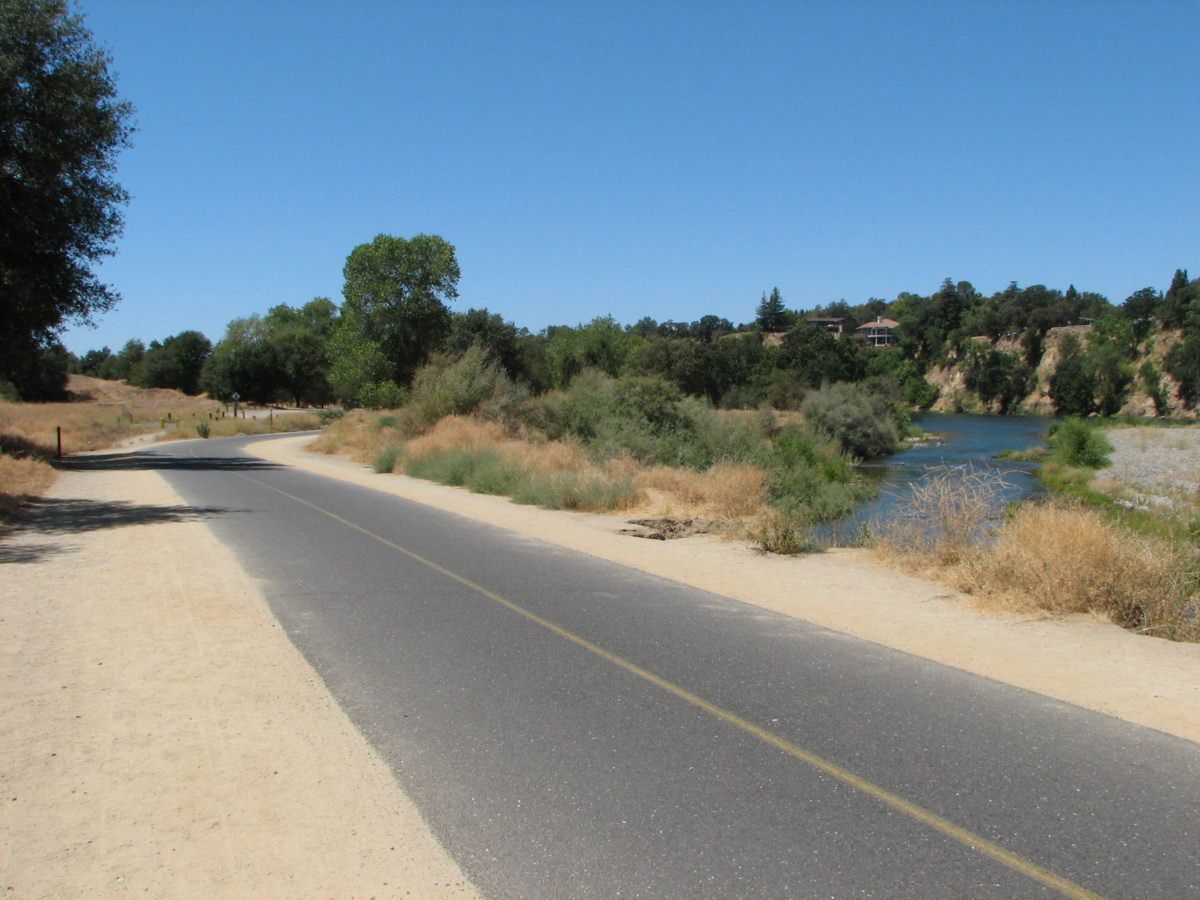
left=404, top=346, right=523, bottom=433
left=1047, top=418, right=1112, bottom=468
left=876, top=465, right=1011, bottom=565
left=963, top=503, right=1198, bottom=640
left=800, top=382, right=902, bottom=459
left=511, top=471, right=639, bottom=511
left=373, top=445, right=401, bottom=473
left=752, top=508, right=812, bottom=555
left=315, top=407, right=346, bottom=425
left=357, top=380, right=407, bottom=410
left=765, top=425, right=867, bottom=523
left=195, top=420, right=211, bottom=438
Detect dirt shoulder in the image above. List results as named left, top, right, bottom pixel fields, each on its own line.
left=0, top=461, right=476, bottom=896
left=253, top=434, right=1200, bottom=746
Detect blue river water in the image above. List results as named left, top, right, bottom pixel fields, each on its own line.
left=816, top=413, right=1053, bottom=546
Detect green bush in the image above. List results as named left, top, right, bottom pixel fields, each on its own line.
left=373, top=445, right=402, bottom=473
left=0, top=379, right=19, bottom=402
left=404, top=346, right=523, bottom=433
left=358, top=380, right=407, bottom=410
left=315, top=407, right=346, bottom=424
left=511, top=471, right=637, bottom=511
left=752, top=508, right=813, bottom=555
left=766, top=425, right=866, bottom=522
left=1047, top=418, right=1112, bottom=468
left=195, top=421, right=211, bottom=439
left=800, top=382, right=902, bottom=459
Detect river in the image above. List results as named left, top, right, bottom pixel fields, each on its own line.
left=818, top=413, right=1052, bottom=546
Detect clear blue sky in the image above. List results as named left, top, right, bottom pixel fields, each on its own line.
left=64, top=0, right=1200, bottom=354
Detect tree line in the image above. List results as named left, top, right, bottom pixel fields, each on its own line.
left=50, top=230, right=1200, bottom=420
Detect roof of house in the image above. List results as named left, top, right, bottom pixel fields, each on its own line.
left=855, top=318, right=900, bottom=330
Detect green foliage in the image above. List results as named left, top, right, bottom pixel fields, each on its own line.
left=195, top=420, right=210, bottom=439
left=511, top=471, right=636, bottom=511
left=542, top=317, right=634, bottom=389
left=865, top=349, right=938, bottom=409
left=1047, top=418, right=1112, bottom=469
left=776, top=325, right=866, bottom=390
left=752, top=508, right=813, bottom=555
left=403, top=444, right=637, bottom=511
left=961, top=345, right=1032, bottom=413
left=131, top=331, right=212, bottom=395
left=357, top=380, right=407, bottom=411
left=327, top=322, right=389, bottom=407
left=1049, top=336, right=1094, bottom=416
left=445, top=308, right=525, bottom=381
left=1087, top=341, right=1133, bottom=416
left=336, top=233, right=460, bottom=387
left=1139, top=361, right=1171, bottom=415
left=0, top=380, right=19, bottom=402
left=0, top=0, right=134, bottom=394
left=2, top=343, right=71, bottom=401
left=800, top=381, right=904, bottom=459
left=403, top=345, right=522, bottom=432
left=1165, top=322, right=1200, bottom=410
left=756, top=287, right=789, bottom=332
left=373, top=445, right=401, bottom=473
left=315, top=408, right=345, bottom=425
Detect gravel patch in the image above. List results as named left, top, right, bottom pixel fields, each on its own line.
left=1100, top=427, right=1200, bottom=507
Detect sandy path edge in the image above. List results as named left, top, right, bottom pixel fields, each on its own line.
left=250, top=433, right=1200, bottom=747
left=0, top=460, right=477, bottom=896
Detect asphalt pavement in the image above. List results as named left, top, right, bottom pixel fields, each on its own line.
left=66, top=435, right=1200, bottom=897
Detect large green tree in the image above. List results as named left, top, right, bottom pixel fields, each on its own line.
left=332, top=234, right=460, bottom=400
left=1, top=0, right=133, bottom=398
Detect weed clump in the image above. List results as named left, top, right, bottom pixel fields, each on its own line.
left=963, top=503, right=1198, bottom=640
left=373, top=445, right=401, bottom=474
left=1047, top=417, right=1112, bottom=468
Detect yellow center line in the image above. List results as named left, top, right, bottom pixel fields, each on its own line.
left=238, top=469, right=1101, bottom=900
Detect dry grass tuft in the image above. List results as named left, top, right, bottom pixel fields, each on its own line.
left=403, top=416, right=510, bottom=458
left=0, top=454, right=56, bottom=519
left=310, top=410, right=396, bottom=462
left=874, top=466, right=1011, bottom=566
left=639, top=463, right=767, bottom=518
left=960, top=503, right=1198, bottom=640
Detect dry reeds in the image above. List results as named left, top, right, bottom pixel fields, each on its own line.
left=876, top=465, right=1012, bottom=565
left=874, top=466, right=1199, bottom=641
left=639, top=463, right=767, bottom=519
left=962, top=503, right=1198, bottom=639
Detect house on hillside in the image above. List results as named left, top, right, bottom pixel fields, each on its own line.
left=805, top=316, right=850, bottom=337
left=855, top=318, right=900, bottom=348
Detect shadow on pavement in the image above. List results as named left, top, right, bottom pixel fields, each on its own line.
left=5, top=496, right=240, bottom=539
left=0, top=542, right=64, bottom=565
left=58, top=450, right=282, bottom=473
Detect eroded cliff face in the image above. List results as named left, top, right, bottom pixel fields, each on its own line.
left=921, top=326, right=1196, bottom=418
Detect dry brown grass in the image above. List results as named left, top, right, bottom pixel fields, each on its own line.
left=310, top=410, right=396, bottom=462
left=639, top=463, right=767, bottom=518
left=875, top=477, right=1199, bottom=641
left=317, top=412, right=775, bottom=527
left=960, top=504, right=1198, bottom=640
left=0, top=455, right=56, bottom=519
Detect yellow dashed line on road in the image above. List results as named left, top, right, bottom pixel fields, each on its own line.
left=239, top=469, right=1101, bottom=899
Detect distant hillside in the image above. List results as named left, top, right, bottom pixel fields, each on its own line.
left=925, top=326, right=1196, bottom=418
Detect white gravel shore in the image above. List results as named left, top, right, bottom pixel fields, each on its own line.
left=1100, top=426, right=1200, bottom=508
